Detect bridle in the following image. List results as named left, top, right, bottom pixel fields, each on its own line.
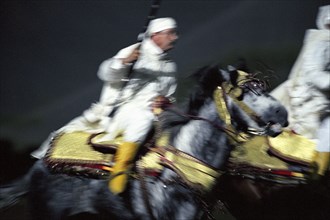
left=169, top=69, right=271, bottom=143
left=214, top=70, right=274, bottom=142
left=136, top=70, right=273, bottom=220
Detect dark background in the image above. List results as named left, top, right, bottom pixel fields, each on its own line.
left=0, top=1, right=329, bottom=220
left=0, top=0, right=327, bottom=153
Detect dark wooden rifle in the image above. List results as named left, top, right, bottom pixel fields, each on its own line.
left=108, top=0, right=162, bottom=117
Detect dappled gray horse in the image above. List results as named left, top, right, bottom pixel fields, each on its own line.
left=0, top=65, right=288, bottom=220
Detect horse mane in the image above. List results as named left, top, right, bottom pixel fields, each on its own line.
left=160, top=64, right=223, bottom=131
left=186, top=64, right=225, bottom=114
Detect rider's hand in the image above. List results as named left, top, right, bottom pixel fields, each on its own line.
left=122, top=49, right=140, bottom=65
left=152, top=96, right=171, bottom=115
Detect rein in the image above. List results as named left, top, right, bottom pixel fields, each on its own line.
left=136, top=71, right=268, bottom=189
left=166, top=71, right=269, bottom=145
left=166, top=108, right=244, bottom=142
left=136, top=69, right=270, bottom=219
left=138, top=70, right=272, bottom=188
left=136, top=164, right=157, bottom=220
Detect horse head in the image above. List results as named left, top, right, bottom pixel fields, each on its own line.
left=189, top=64, right=288, bottom=137
left=161, top=64, right=289, bottom=173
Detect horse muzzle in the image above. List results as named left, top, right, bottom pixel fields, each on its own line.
left=265, top=122, right=285, bottom=137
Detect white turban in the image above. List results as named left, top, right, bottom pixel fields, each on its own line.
left=145, top=17, right=177, bottom=36
left=316, top=5, right=330, bottom=30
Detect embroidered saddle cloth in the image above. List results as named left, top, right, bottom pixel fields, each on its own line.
left=227, top=130, right=318, bottom=184
left=44, top=131, right=115, bottom=178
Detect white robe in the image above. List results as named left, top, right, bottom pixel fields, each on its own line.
left=271, top=5, right=330, bottom=152
left=97, top=38, right=177, bottom=143
left=31, top=38, right=177, bottom=158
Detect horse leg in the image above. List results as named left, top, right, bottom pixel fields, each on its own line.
left=91, top=179, right=134, bottom=219
left=29, top=164, right=134, bottom=220
left=0, top=160, right=42, bottom=212
left=216, top=175, right=266, bottom=220
left=28, top=160, right=71, bottom=219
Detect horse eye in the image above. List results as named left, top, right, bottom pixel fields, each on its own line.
left=247, top=81, right=258, bottom=89
left=252, top=81, right=265, bottom=90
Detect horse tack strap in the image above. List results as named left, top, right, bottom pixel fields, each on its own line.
left=139, top=146, right=221, bottom=192
left=164, top=147, right=220, bottom=189
left=214, top=86, right=231, bottom=125
left=217, top=70, right=265, bottom=128
left=213, top=87, right=250, bottom=143
left=220, top=81, right=261, bottom=125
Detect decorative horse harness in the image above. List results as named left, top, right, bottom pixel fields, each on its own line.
left=44, top=70, right=269, bottom=186
left=43, top=70, right=311, bottom=219
left=136, top=70, right=271, bottom=191
left=44, top=70, right=322, bottom=220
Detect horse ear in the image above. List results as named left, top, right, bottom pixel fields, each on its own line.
left=227, top=65, right=239, bottom=86
left=203, top=65, right=223, bottom=89
left=234, top=58, right=250, bottom=73
left=227, top=65, right=237, bottom=72
left=192, top=65, right=221, bottom=87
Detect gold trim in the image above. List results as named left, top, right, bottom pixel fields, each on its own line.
left=46, top=131, right=113, bottom=166
left=140, top=146, right=221, bottom=191
left=268, top=130, right=316, bottom=164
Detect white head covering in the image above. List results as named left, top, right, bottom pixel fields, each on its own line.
left=316, top=5, right=330, bottom=30
left=145, top=17, right=177, bottom=36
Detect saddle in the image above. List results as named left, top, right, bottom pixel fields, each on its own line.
left=44, top=128, right=221, bottom=192
left=44, top=131, right=114, bottom=178
left=44, top=95, right=172, bottom=179
left=226, top=129, right=323, bottom=184
left=44, top=119, right=325, bottom=187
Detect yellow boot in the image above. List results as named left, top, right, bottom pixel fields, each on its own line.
left=109, top=141, right=139, bottom=194
left=313, top=151, right=330, bottom=176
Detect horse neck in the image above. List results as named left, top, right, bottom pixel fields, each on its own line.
left=171, top=99, right=231, bottom=169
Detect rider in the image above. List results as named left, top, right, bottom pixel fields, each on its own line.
left=96, top=17, right=179, bottom=194
left=31, top=18, right=179, bottom=188
left=271, top=5, right=330, bottom=175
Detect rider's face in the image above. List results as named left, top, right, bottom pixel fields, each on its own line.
left=151, top=28, right=178, bottom=52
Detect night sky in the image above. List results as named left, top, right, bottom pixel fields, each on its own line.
left=0, top=0, right=327, bottom=151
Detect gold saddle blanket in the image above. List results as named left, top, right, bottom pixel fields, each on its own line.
left=44, top=131, right=119, bottom=178
left=44, top=130, right=328, bottom=182
left=228, top=129, right=329, bottom=183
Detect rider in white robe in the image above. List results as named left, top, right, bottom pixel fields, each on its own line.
left=31, top=18, right=178, bottom=162
left=271, top=5, right=329, bottom=175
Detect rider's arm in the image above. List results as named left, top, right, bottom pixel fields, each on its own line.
left=304, top=37, right=330, bottom=91
left=97, top=43, right=140, bottom=82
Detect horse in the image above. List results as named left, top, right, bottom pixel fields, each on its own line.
left=215, top=133, right=330, bottom=220
left=0, top=64, right=289, bottom=220
left=212, top=64, right=330, bottom=220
